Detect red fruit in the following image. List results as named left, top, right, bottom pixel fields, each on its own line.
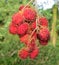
left=17, top=23, right=29, bottom=35
left=28, top=40, right=36, bottom=52
left=9, top=23, right=17, bottom=34
left=23, top=8, right=37, bottom=22
left=37, top=28, right=50, bottom=41
left=12, top=12, right=23, bottom=25
left=19, top=5, right=24, bottom=10
left=39, top=40, right=48, bottom=45
left=29, top=48, right=39, bottom=59
left=31, top=21, right=36, bottom=30
left=18, top=49, right=29, bottom=59
left=20, top=34, right=29, bottom=45
left=38, top=17, right=48, bottom=27
left=19, top=5, right=30, bottom=10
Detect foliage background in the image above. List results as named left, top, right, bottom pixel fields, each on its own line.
left=0, top=0, right=59, bottom=65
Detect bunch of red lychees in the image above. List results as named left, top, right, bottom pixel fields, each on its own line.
left=9, top=5, right=50, bottom=59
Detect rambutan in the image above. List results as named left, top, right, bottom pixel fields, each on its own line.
left=38, top=17, right=48, bottom=27
left=18, top=49, right=29, bottom=59
left=12, top=12, right=24, bottom=25
left=29, top=47, right=39, bottom=59
left=23, top=8, right=37, bottom=22
left=9, top=23, right=17, bottom=34
left=17, top=23, right=29, bottom=35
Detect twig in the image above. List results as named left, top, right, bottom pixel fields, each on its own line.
left=22, top=0, right=33, bottom=11
left=30, top=28, right=36, bottom=37
left=10, top=50, right=17, bottom=57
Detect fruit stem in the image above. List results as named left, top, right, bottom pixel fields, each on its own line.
left=27, top=28, right=36, bottom=47
left=36, top=18, right=38, bottom=32
left=28, top=28, right=36, bottom=42
left=22, top=0, right=33, bottom=11
left=30, top=28, right=36, bottom=37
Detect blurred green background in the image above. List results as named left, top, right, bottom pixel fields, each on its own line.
left=0, top=0, right=59, bottom=65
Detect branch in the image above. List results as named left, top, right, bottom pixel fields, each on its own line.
left=22, top=0, right=33, bottom=11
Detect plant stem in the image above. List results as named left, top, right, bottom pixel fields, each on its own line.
left=22, top=0, right=33, bottom=11
left=51, top=5, right=58, bottom=47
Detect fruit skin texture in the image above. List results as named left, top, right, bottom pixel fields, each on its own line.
left=20, top=34, right=29, bottom=45
left=17, top=23, right=29, bottom=35
left=12, top=12, right=23, bottom=25
left=18, top=49, right=29, bottom=59
left=37, top=28, right=50, bottom=41
left=37, top=28, right=50, bottom=45
left=29, top=48, right=39, bottom=59
left=31, top=21, right=36, bottom=30
left=28, top=40, right=36, bottom=52
left=38, top=17, right=48, bottom=27
left=39, top=40, right=48, bottom=45
left=23, top=8, right=37, bottom=22
left=9, top=23, right=17, bottom=34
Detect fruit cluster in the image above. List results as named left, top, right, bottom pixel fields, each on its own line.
left=9, top=5, right=50, bottom=59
